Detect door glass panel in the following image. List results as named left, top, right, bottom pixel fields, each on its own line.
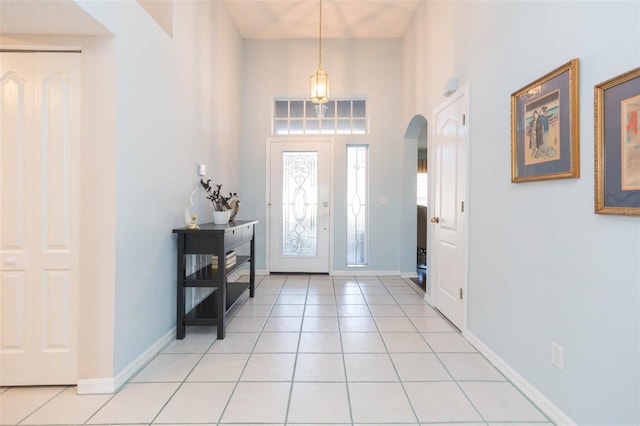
left=347, top=145, right=368, bottom=265
left=282, top=152, right=318, bottom=256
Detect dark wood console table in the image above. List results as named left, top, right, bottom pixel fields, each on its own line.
left=173, top=220, right=257, bottom=339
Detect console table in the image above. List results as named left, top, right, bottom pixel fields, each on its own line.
left=173, top=220, right=257, bottom=339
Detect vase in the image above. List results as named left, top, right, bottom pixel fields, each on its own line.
left=212, top=210, right=230, bottom=225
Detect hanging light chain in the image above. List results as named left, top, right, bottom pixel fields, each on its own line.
left=318, top=0, right=323, bottom=68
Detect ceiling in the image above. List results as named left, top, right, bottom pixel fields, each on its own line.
left=0, top=0, right=419, bottom=39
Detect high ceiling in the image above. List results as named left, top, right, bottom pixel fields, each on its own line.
left=0, top=0, right=419, bottom=39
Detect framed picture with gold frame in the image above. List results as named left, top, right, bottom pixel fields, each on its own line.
left=511, top=59, right=580, bottom=182
left=595, top=66, right=640, bottom=216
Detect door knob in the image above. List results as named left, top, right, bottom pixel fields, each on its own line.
left=431, top=217, right=439, bottom=223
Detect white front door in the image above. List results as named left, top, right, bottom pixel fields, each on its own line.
left=1, top=52, right=80, bottom=385
left=268, top=139, right=332, bottom=273
left=431, top=89, right=468, bottom=330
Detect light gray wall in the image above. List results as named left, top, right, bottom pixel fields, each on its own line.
left=403, top=1, right=640, bottom=423
left=78, top=0, right=244, bottom=374
left=241, top=39, right=404, bottom=273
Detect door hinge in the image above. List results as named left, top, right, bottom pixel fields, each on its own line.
left=462, top=114, right=466, bottom=125
left=461, top=201, right=465, bottom=212
left=459, top=288, right=463, bottom=299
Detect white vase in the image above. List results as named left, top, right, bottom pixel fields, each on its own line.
left=212, top=210, right=230, bottom=225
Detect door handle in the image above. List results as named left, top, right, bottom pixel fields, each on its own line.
left=430, top=217, right=439, bottom=223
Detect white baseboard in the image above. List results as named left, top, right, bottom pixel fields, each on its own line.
left=464, top=329, right=576, bottom=426
left=401, top=272, right=418, bottom=279
left=332, top=270, right=401, bottom=276
left=77, top=327, right=176, bottom=394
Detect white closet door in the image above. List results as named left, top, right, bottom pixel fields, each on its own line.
left=0, top=52, right=80, bottom=385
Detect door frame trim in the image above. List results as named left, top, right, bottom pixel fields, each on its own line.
left=430, top=84, right=470, bottom=330
left=265, top=137, right=334, bottom=274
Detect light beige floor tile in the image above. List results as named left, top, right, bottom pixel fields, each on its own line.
left=270, top=304, right=305, bottom=316
left=400, top=303, right=439, bottom=316
left=276, top=294, right=307, bottom=304
left=235, top=303, right=273, bottom=317
left=390, top=353, right=452, bottom=381
left=132, top=353, right=201, bottom=382
left=187, top=353, right=249, bottom=382
left=335, top=286, right=363, bottom=295
left=258, top=275, right=286, bottom=286
left=22, top=387, right=111, bottom=425
left=337, top=304, right=371, bottom=317
left=303, top=304, right=338, bottom=317
left=348, top=382, right=417, bottom=423
left=363, top=294, right=397, bottom=304
left=298, top=332, right=342, bottom=353
left=367, top=304, right=405, bottom=317
left=220, top=382, right=290, bottom=423
left=279, top=287, right=308, bottom=295
left=422, top=332, right=477, bottom=352
left=208, top=332, right=258, bottom=353
left=244, top=293, right=278, bottom=304
left=404, top=381, right=483, bottom=423
left=375, top=316, right=417, bottom=332
left=438, top=353, right=506, bottom=381
left=410, top=316, right=456, bottom=332
left=459, top=382, right=548, bottom=422
left=356, top=278, right=383, bottom=286
left=287, top=382, right=351, bottom=423
left=336, top=294, right=367, bottom=304
left=387, top=284, right=420, bottom=294
left=263, top=316, right=303, bottom=332
left=341, top=332, right=387, bottom=353
left=305, top=294, right=336, bottom=304
left=381, top=332, right=432, bottom=353
left=225, top=316, right=267, bottom=332
left=302, top=316, right=339, bottom=332
left=339, top=316, right=378, bottom=332
left=307, top=285, right=334, bottom=294
left=359, top=286, right=390, bottom=295
left=87, top=383, right=179, bottom=424
left=154, top=382, right=234, bottom=423
left=240, top=353, right=296, bottom=381
left=393, top=294, right=428, bottom=304
left=294, top=353, right=345, bottom=381
left=0, top=386, right=66, bottom=425
left=253, top=332, right=300, bottom=353
left=161, top=329, right=216, bottom=353
left=344, top=353, right=399, bottom=381
left=255, top=286, right=282, bottom=295
left=379, top=277, right=408, bottom=286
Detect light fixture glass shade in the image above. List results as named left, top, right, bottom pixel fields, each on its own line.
left=310, top=68, right=329, bottom=104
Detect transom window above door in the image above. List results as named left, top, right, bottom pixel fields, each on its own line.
left=273, top=98, right=368, bottom=135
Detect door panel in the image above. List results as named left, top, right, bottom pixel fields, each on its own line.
left=432, top=90, right=468, bottom=330
left=269, top=139, right=331, bottom=273
left=0, top=52, right=79, bottom=385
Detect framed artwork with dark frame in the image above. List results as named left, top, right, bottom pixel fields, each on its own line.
left=511, top=59, right=580, bottom=182
left=595, top=66, right=640, bottom=216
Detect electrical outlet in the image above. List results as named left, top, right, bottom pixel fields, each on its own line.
left=551, top=342, right=564, bottom=370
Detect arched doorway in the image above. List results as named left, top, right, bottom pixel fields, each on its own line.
left=401, top=115, right=429, bottom=296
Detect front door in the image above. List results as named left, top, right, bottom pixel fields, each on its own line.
left=268, top=139, right=332, bottom=273
left=431, top=89, right=468, bottom=330
left=1, top=52, right=80, bottom=385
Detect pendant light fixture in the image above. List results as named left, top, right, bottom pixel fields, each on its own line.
left=310, top=0, right=329, bottom=107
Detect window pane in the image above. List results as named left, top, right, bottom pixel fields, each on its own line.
left=337, top=100, right=351, bottom=117
left=290, top=119, right=304, bottom=134
left=282, top=152, right=318, bottom=256
left=275, top=100, right=289, bottom=118
left=305, top=101, right=317, bottom=118
left=347, top=145, right=368, bottom=266
left=353, top=100, right=366, bottom=117
left=321, top=119, right=336, bottom=134
left=324, top=100, right=336, bottom=118
left=290, top=100, right=304, bottom=118
left=306, top=119, right=320, bottom=134
left=352, top=119, right=366, bottom=134
left=274, top=119, right=289, bottom=135
left=337, top=119, right=351, bottom=134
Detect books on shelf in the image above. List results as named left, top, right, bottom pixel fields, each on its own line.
left=211, top=250, right=236, bottom=269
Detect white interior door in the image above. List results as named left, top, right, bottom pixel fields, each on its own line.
left=431, top=90, right=468, bottom=330
left=268, top=139, right=331, bottom=273
left=1, top=52, right=80, bottom=385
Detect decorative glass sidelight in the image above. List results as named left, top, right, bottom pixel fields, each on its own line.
left=282, top=152, right=318, bottom=256
left=347, top=145, right=368, bottom=265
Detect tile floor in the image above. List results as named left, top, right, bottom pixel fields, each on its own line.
left=0, top=274, right=554, bottom=425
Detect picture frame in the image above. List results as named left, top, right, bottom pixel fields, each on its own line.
left=595, top=66, right=640, bottom=216
left=511, top=59, right=580, bottom=182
